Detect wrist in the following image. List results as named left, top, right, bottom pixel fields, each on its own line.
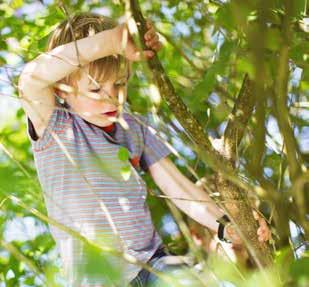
left=216, top=214, right=232, bottom=243
left=112, top=24, right=125, bottom=55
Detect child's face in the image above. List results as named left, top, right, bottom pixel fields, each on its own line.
left=63, top=66, right=127, bottom=127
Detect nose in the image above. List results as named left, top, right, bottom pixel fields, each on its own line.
left=99, top=85, right=118, bottom=99
left=97, top=86, right=119, bottom=108
left=95, top=89, right=113, bottom=107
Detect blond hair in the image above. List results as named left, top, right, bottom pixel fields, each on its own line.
left=47, top=12, right=129, bottom=87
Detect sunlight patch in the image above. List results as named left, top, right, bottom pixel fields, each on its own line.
left=65, top=128, right=74, bottom=140
left=118, top=197, right=130, bottom=212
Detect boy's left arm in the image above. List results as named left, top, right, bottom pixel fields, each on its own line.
left=148, top=157, right=271, bottom=243
left=148, top=157, right=224, bottom=232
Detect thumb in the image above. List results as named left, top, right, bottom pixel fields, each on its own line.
left=129, top=50, right=154, bottom=61
left=253, top=210, right=266, bottom=227
left=143, top=50, right=155, bottom=59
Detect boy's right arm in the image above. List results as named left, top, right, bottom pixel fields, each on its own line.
left=18, top=26, right=121, bottom=138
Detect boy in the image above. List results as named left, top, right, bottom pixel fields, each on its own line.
left=18, top=13, right=270, bottom=286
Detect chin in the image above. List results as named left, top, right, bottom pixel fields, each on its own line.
left=95, top=121, right=113, bottom=128
left=83, top=116, right=112, bottom=128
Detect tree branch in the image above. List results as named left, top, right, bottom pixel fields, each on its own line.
left=157, top=29, right=205, bottom=73
left=273, top=1, right=303, bottom=182
left=223, top=74, right=255, bottom=162
left=128, top=0, right=273, bottom=267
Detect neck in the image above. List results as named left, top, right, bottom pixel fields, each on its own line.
left=102, top=123, right=115, bottom=133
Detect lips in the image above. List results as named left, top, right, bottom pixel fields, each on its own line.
left=103, top=111, right=117, bottom=117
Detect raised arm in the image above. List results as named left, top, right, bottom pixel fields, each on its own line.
left=18, top=27, right=121, bottom=137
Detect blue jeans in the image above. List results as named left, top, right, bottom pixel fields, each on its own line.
left=130, top=245, right=167, bottom=286
left=129, top=245, right=197, bottom=287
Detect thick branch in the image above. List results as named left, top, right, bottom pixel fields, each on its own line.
left=224, top=74, right=255, bottom=162
left=217, top=75, right=274, bottom=267
left=129, top=0, right=273, bottom=266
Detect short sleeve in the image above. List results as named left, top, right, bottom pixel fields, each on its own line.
left=140, top=115, right=171, bottom=171
left=28, top=108, right=71, bottom=151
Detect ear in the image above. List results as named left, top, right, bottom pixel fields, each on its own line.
left=53, top=85, right=70, bottom=108
left=54, top=89, right=67, bottom=104
left=53, top=82, right=71, bottom=99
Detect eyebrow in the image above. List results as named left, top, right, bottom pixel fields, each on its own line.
left=115, top=76, right=128, bottom=84
left=89, top=76, right=129, bottom=87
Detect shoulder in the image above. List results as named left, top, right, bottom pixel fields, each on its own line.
left=27, top=107, right=72, bottom=151
left=121, top=112, right=148, bottom=134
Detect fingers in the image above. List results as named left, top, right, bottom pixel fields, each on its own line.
left=143, top=50, right=155, bottom=59
left=144, top=27, right=156, bottom=40
left=253, top=210, right=272, bottom=242
left=144, top=20, right=162, bottom=52
left=146, top=19, right=153, bottom=29
left=145, top=34, right=159, bottom=46
left=253, top=209, right=266, bottom=229
left=225, top=225, right=242, bottom=245
left=257, top=226, right=271, bottom=242
left=144, top=31, right=160, bottom=50
left=258, top=221, right=272, bottom=242
left=128, top=49, right=156, bottom=62
left=145, top=34, right=161, bottom=51
left=126, top=18, right=162, bottom=60
left=144, top=20, right=156, bottom=42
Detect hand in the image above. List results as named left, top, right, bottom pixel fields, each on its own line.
left=253, top=210, right=272, bottom=243
left=224, top=211, right=272, bottom=246
left=144, top=20, right=162, bottom=52
left=115, top=20, right=162, bottom=61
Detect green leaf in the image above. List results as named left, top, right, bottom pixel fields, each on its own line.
left=120, top=165, right=131, bottom=181
left=291, top=0, right=306, bottom=17
left=9, top=0, right=23, bottom=9
left=79, top=243, right=124, bottom=286
left=0, top=56, right=6, bottom=67
left=290, top=41, right=309, bottom=68
left=117, top=147, right=130, bottom=162
left=219, top=40, right=235, bottom=62
left=23, top=276, right=35, bottom=285
left=215, top=3, right=235, bottom=32
left=290, top=257, right=309, bottom=283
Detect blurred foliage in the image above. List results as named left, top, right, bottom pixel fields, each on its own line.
left=0, top=0, right=308, bottom=286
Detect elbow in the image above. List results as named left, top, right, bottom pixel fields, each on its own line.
left=18, top=71, right=29, bottom=97
left=19, top=63, right=35, bottom=96
left=19, top=61, right=48, bottom=96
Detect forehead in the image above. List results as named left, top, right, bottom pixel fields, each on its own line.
left=78, top=65, right=128, bottom=87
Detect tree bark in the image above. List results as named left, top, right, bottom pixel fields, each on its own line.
left=217, top=75, right=273, bottom=267
left=223, top=74, right=255, bottom=163
left=128, top=0, right=273, bottom=267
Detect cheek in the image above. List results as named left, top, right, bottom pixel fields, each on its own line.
left=83, top=100, right=102, bottom=111
left=69, top=96, right=103, bottom=114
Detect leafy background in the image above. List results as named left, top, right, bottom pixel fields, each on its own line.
left=0, top=0, right=308, bottom=286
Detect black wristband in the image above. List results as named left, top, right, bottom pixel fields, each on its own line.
left=216, top=215, right=231, bottom=243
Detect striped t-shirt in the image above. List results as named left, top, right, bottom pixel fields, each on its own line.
left=27, top=107, right=170, bottom=286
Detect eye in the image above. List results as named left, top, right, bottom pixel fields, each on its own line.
left=114, top=82, right=126, bottom=88
left=90, top=88, right=100, bottom=93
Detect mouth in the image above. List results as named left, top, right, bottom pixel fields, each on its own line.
left=102, top=111, right=118, bottom=117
